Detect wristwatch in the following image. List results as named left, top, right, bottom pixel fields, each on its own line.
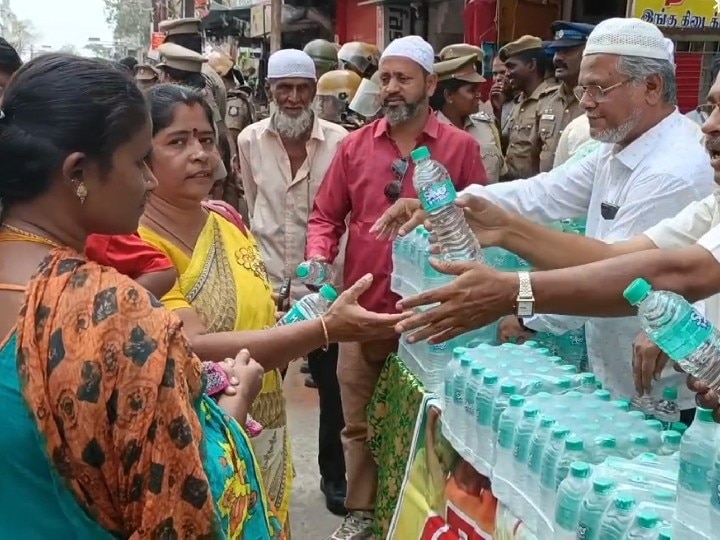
left=515, top=271, right=535, bottom=318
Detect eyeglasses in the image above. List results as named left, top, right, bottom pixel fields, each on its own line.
left=384, top=158, right=409, bottom=202
left=573, top=79, right=633, bottom=102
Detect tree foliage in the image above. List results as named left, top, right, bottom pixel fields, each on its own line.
left=103, top=0, right=153, bottom=48
left=5, top=13, right=38, bottom=56
left=59, top=43, right=80, bottom=55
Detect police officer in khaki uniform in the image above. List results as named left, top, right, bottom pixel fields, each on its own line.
left=314, top=69, right=364, bottom=130
left=207, top=49, right=255, bottom=138
left=438, top=43, right=495, bottom=118
left=304, top=39, right=339, bottom=78
left=499, top=35, right=558, bottom=180
left=536, top=21, right=595, bottom=172
left=134, top=64, right=159, bottom=92
left=159, top=18, right=228, bottom=123
left=431, top=54, right=505, bottom=183
left=338, top=41, right=381, bottom=78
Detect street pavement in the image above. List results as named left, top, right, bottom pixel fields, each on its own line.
left=285, top=360, right=344, bottom=539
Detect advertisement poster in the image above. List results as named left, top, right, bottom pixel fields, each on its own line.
left=631, top=0, right=720, bottom=29
left=388, top=399, right=536, bottom=540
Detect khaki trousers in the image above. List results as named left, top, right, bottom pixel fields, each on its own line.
left=337, top=338, right=398, bottom=512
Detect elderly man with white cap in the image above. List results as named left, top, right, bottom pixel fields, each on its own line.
left=374, top=18, right=714, bottom=421
left=236, top=48, right=351, bottom=517
left=307, top=35, right=487, bottom=540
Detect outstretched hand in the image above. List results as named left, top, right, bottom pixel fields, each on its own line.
left=370, top=198, right=427, bottom=239
left=395, top=259, right=518, bottom=344
left=324, top=273, right=412, bottom=343
left=455, top=194, right=511, bottom=248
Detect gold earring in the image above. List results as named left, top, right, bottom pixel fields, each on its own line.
left=75, top=182, right=88, bottom=205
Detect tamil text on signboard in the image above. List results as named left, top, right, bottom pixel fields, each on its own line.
left=632, top=0, right=720, bottom=29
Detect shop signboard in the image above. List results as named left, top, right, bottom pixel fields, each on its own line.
left=250, top=2, right=271, bottom=37
left=631, top=0, right=720, bottom=30
left=377, top=4, right=412, bottom=49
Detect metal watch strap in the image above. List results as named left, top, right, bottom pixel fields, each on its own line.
left=518, top=271, right=533, bottom=298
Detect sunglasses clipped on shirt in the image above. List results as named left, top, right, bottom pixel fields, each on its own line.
left=384, top=157, right=409, bottom=202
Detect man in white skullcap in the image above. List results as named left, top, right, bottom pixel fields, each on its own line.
left=375, top=18, right=714, bottom=420
left=306, top=35, right=487, bottom=540
left=237, top=48, right=350, bottom=520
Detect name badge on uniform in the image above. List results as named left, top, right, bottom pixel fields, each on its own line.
left=540, top=113, right=555, bottom=121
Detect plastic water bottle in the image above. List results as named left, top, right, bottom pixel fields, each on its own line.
left=495, top=395, right=525, bottom=478
left=631, top=394, right=656, bottom=419
left=654, top=387, right=680, bottom=429
left=296, top=260, right=335, bottom=286
left=451, top=357, right=473, bottom=441
left=580, top=373, right=597, bottom=393
left=276, top=284, right=338, bottom=325
left=708, top=449, right=720, bottom=534
left=624, top=510, right=660, bottom=539
left=540, top=427, right=570, bottom=516
left=597, top=494, right=636, bottom=540
left=594, top=436, right=618, bottom=464
left=475, top=372, right=500, bottom=464
left=676, top=407, right=717, bottom=536
left=628, top=434, right=650, bottom=459
left=576, top=477, right=616, bottom=540
left=410, top=146, right=481, bottom=261
left=512, top=406, right=540, bottom=489
left=624, top=278, right=720, bottom=390
left=659, top=430, right=681, bottom=456
left=554, top=461, right=593, bottom=539
left=492, top=382, right=518, bottom=434
left=556, top=436, right=586, bottom=487
left=527, top=416, right=556, bottom=504
left=443, top=348, right=465, bottom=426
left=463, top=364, right=485, bottom=451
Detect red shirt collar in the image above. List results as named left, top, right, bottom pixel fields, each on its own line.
left=372, top=108, right=440, bottom=140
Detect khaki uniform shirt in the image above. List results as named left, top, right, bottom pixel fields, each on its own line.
left=504, top=80, right=558, bottom=180
left=237, top=116, right=348, bottom=300
left=202, top=64, right=227, bottom=119
left=436, top=110, right=505, bottom=184
left=225, top=89, right=255, bottom=133
left=537, top=82, right=583, bottom=172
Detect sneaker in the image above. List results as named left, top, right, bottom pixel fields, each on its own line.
left=328, top=511, right=373, bottom=540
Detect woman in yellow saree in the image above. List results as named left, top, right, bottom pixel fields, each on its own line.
left=137, top=85, right=409, bottom=533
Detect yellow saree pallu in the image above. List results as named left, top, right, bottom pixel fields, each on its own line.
left=139, top=211, right=293, bottom=528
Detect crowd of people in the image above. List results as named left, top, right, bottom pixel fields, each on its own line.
left=0, top=10, right=719, bottom=540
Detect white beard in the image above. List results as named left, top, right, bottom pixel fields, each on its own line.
left=590, top=109, right=642, bottom=144
left=273, top=107, right=314, bottom=139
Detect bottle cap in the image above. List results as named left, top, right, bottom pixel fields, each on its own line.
left=460, top=357, right=472, bottom=367
left=697, top=407, right=715, bottom=423
left=614, top=494, right=636, bottom=511
left=628, top=410, right=646, bottom=420
left=662, top=386, right=678, bottom=400
left=509, top=395, right=525, bottom=407
left=535, top=392, right=552, bottom=400
left=560, top=364, right=578, bottom=373
left=535, top=347, right=551, bottom=356
left=631, top=433, right=649, bottom=446
left=471, top=365, right=484, bottom=376
left=636, top=453, right=658, bottom=463
left=671, top=422, right=687, bottom=434
left=652, top=488, right=676, bottom=502
left=570, top=461, right=591, bottom=478
left=522, top=340, right=538, bottom=348
left=565, top=436, right=584, bottom=451
left=410, top=146, right=431, bottom=162
left=552, top=427, right=570, bottom=439
left=658, top=527, right=672, bottom=540
left=556, top=378, right=572, bottom=390
left=500, top=383, right=517, bottom=395
left=581, top=373, right=596, bottom=384
left=547, top=356, right=563, bottom=364
left=612, top=400, right=631, bottom=411
left=593, top=477, right=615, bottom=493
left=644, top=419, right=663, bottom=431
left=319, top=284, right=339, bottom=301
left=483, top=373, right=499, bottom=384
left=566, top=391, right=583, bottom=399
left=296, top=263, right=311, bottom=279
left=623, top=278, right=652, bottom=306
left=523, top=407, right=540, bottom=418
left=594, top=390, right=612, bottom=401
left=599, top=435, right=617, bottom=448
left=662, top=430, right=681, bottom=444
left=636, top=510, right=660, bottom=529
left=452, top=347, right=468, bottom=359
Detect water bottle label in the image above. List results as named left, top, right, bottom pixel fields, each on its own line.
left=430, top=342, right=448, bottom=353
left=281, top=305, right=307, bottom=325
left=476, top=401, right=492, bottom=426
left=498, top=428, right=513, bottom=448
left=656, top=307, right=713, bottom=359
left=711, top=477, right=720, bottom=509
left=418, top=179, right=457, bottom=212
left=453, top=387, right=464, bottom=406
left=679, top=459, right=712, bottom=493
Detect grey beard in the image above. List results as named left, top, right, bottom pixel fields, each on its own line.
left=590, top=109, right=642, bottom=144
left=381, top=100, right=423, bottom=125
left=273, top=108, right=314, bottom=139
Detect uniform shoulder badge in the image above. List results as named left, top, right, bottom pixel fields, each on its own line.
left=539, top=83, right=560, bottom=98
left=228, top=106, right=239, bottom=117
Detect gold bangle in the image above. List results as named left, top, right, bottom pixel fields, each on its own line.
left=319, top=316, right=330, bottom=351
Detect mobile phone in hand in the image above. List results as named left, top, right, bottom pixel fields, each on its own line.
left=277, top=278, right=291, bottom=311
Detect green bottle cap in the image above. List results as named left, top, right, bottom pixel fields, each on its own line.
left=460, top=357, right=472, bottom=367
left=631, top=433, right=649, bottom=446
left=614, top=494, right=636, bottom=511
left=552, top=427, right=570, bottom=439
left=662, top=386, right=678, bottom=400
left=628, top=411, right=646, bottom=420
left=697, top=407, right=715, bottom=423
left=671, top=422, right=687, bottom=434
left=652, top=488, right=676, bottom=502
left=662, top=430, right=681, bottom=444
left=595, top=390, right=612, bottom=401
left=636, top=510, right=660, bottom=529
left=565, top=436, right=584, bottom=451
left=483, top=373, right=499, bottom=384
left=581, top=373, right=596, bottom=384
left=560, top=364, right=578, bottom=373
left=524, top=406, right=540, bottom=418
left=556, top=378, right=573, bottom=390
left=593, top=477, right=615, bottom=493
left=599, top=435, right=617, bottom=448
left=623, top=278, right=652, bottom=306
left=410, top=146, right=431, bottom=162
left=509, top=395, right=525, bottom=407
left=540, top=416, right=556, bottom=428
left=547, top=356, right=563, bottom=364
left=658, top=528, right=672, bottom=540
left=319, top=284, right=338, bottom=301
left=644, top=419, right=663, bottom=432
left=522, top=340, right=538, bottom=348
left=296, top=264, right=310, bottom=279
left=500, top=383, right=517, bottom=395
left=471, top=365, right=484, bottom=376
left=452, top=347, right=468, bottom=359
left=570, top=461, right=591, bottom=478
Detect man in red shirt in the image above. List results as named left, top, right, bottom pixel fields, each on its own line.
left=307, top=35, right=487, bottom=540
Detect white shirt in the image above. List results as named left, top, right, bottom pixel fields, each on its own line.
left=462, top=110, right=714, bottom=407
left=553, top=114, right=592, bottom=168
